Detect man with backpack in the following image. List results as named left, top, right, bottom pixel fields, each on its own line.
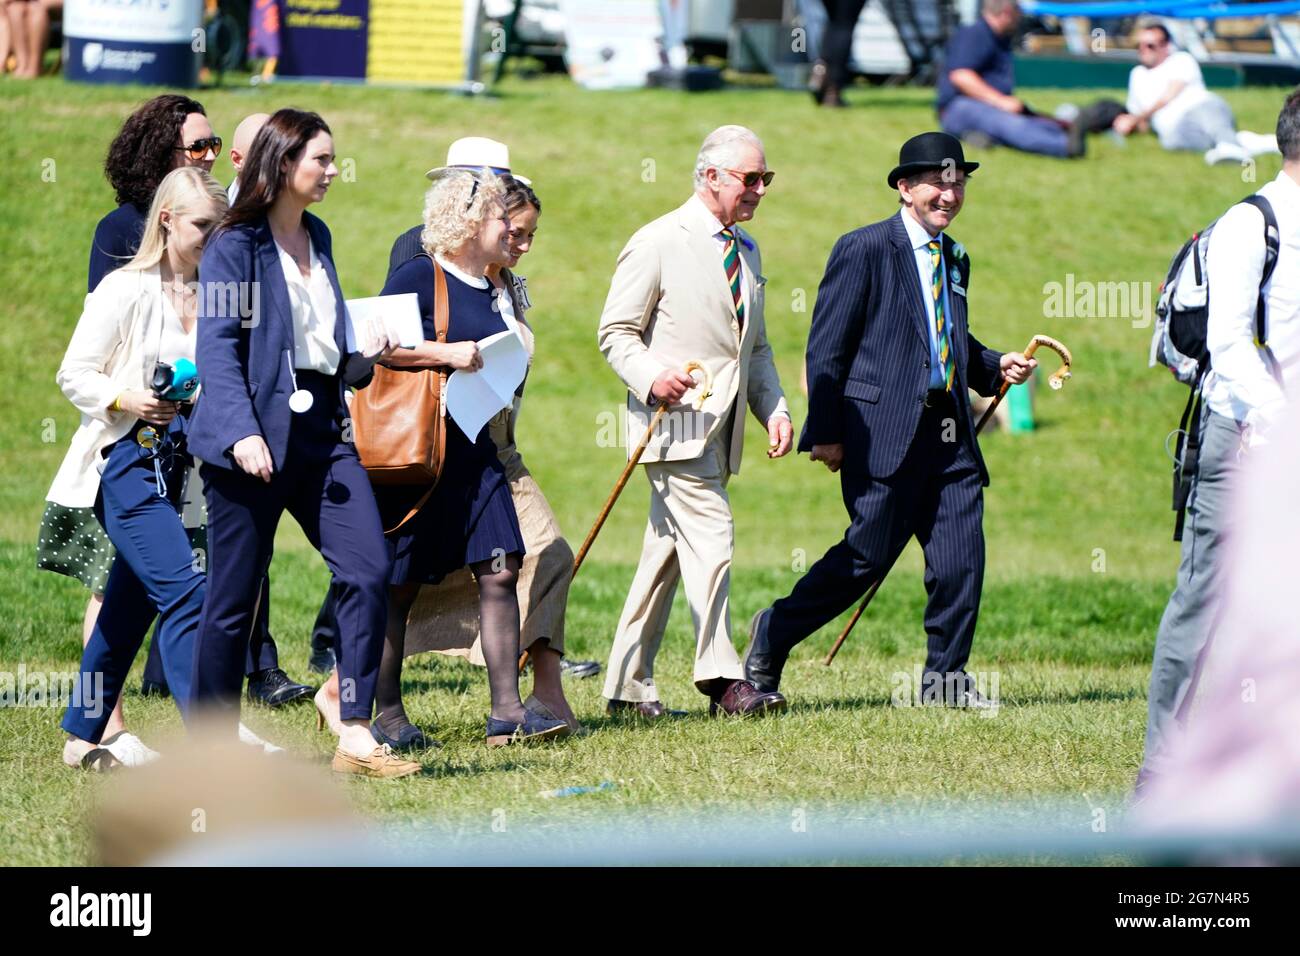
left=1141, top=90, right=1300, bottom=791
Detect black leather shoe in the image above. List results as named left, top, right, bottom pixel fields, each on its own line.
left=605, top=698, right=686, bottom=720
left=919, top=674, right=998, bottom=711
left=742, top=608, right=787, bottom=694
left=139, top=678, right=170, bottom=699
left=246, top=668, right=316, bottom=707
left=560, top=658, right=601, bottom=679
left=307, top=644, right=336, bottom=675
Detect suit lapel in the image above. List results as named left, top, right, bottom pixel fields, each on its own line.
left=888, top=212, right=930, bottom=348
left=942, top=232, right=969, bottom=383
left=736, top=232, right=760, bottom=347
left=681, top=201, right=741, bottom=332
left=255, top=219, right=295, bottom=352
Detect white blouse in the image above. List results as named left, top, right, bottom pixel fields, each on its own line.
left=276, top=235, right=340, bottom=375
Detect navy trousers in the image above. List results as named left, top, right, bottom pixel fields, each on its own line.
left=766, top=396, right=986, bottom=690
left=142, top=574, right=278, bottom=686
left=189, top=372, right=390, bottom=725
left=63, top=418, right=203, bottom=743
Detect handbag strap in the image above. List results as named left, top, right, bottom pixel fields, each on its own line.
left=413, top=252, right=450, bottom=344
left=385, top=483, right=436, bottom=535
left=383, top=254, right=450, bottom=536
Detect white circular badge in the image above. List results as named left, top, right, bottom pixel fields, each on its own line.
left=289, top=389, right=315, bottom=414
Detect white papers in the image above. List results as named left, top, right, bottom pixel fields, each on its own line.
left=445, top=329, right=529, bottom=439
left=344, top=293, right=423, bottom=353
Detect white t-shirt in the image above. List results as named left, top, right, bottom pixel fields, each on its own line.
left=1127, top=51, right=1212, bottom=144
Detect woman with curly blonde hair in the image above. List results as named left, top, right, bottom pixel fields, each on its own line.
left=319, top=167, right=569, bottom=748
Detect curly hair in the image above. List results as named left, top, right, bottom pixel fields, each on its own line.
left=103, top=95, right=207, bottom=208
left=420, top=169, right=508, bottom=257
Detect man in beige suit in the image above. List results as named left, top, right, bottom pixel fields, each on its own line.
left=598, top=125, right=792, bottom=718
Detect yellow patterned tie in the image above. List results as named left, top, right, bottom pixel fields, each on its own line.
left=928, top=240, right=954, bottom=392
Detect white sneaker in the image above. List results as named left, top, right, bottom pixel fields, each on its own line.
left=101, top=732, right=161, bottom=767
left=237, top=722, right=285, bottom=754
left=1204, top=142, right=1249, bottom=166
left=1236, top=130, right=1279, bottom=156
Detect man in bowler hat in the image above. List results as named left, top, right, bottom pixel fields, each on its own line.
left=743, top=132, right=1036, bottom=707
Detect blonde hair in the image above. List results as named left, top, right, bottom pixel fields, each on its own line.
left=125, top=167, right=229, bottom=272
left=420, top=168, right=507, bottom=257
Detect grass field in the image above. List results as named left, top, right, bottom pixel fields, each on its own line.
left=0, top=72, right=1288, bottom=865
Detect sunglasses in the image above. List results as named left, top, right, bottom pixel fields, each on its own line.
left=175, top=136, right=223, bottom=161
left=723, top=168, right=775, bottom=189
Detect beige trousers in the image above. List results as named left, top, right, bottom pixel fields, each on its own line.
left=602, top=430, right=744, bottom=701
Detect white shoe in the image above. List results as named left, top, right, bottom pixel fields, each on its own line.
left=1204, top=142, right=1249, bottom=166
left=101, top=732, right=161, bottom=767
left=1236, top=130, right=1279, bottom=156
left=238, top=722, right=285, bottom=754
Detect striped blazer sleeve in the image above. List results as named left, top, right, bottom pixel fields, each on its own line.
left=803, top=231, right=870, bottom=447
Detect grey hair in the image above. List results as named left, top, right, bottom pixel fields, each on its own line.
left=693, top=125, right=764, bottom=188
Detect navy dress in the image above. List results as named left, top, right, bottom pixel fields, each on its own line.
left=376, top=256, right=525, bottom=585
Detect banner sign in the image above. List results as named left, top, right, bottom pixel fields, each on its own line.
left=63, top=0, right=203, bottom=88
left=278, top=0, right=481, bottom=88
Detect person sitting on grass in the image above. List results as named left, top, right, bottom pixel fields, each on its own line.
left=1111, top=20, right=1278, bottom=166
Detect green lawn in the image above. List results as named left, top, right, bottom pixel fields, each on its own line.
left=0, top=73, right=1287, bottom=865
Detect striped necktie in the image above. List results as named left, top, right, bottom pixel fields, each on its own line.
left=720, top=227, right=744, bottom=326
left=928, top=239, right=954, bottom=392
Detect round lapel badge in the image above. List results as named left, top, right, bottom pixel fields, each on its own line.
left=289, top=389, right=315, bottom=414
left=136, top=426, right=159, bottom=450
left=950, top=266, right=961, bottom=283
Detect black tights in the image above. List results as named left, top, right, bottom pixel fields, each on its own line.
left=374, top=554, right=524, bottom=735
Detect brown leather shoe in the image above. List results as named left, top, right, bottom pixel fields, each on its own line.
left=331, top=744, right=421, bottom=779
left=605, top=698, right=686, bottom=720
left=709, top=679, right=787, bottom=717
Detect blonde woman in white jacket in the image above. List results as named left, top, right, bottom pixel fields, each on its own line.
left=48, top=167, right=227, bottom=770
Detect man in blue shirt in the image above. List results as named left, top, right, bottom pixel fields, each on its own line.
left=937, top=0, right=1083, bottom=158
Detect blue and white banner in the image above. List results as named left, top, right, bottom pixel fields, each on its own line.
left=63, top=0, right=203, bottom=88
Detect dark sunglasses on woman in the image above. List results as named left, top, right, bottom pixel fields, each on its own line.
left=176, top=136, right=223, bottom=161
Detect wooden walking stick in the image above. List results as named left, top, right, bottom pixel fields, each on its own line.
left=519, top=360, right=712, bottom=672
left=822, top=334, right=1072, bottom=666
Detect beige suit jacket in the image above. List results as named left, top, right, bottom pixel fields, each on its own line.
left=597, top=194, right=788, bottom=475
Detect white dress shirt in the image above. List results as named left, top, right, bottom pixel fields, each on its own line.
left=276, top=235, right=340, bottom=375
left=901, top=210, right=952, bottom=390
left=1205, top=170, right=1300, bottom=441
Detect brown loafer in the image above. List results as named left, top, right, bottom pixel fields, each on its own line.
left=605, top=698, right=686, bottom=720
left=709, top=679, right=787, bottom=717
left=331, top=744, right=421, bottom=779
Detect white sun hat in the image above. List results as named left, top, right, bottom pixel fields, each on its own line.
left=425, top=136, right=531, bottom=185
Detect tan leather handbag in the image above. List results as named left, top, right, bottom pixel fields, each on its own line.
left=352, top=256, right=448, bottom=533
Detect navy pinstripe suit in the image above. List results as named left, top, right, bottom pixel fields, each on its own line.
left=763, top=211, right=1004, bottom=690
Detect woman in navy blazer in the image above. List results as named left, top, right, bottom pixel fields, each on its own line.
left=188, top=109, right=419, bottom=779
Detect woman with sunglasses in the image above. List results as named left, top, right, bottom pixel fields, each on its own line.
left=54, top=167, right=228, bottom=770
left=49, top=95, right=310, bottom=715
left=187, top=109, right=419, bottom=778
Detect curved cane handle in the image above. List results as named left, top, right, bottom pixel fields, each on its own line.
left=1024, top=334, right=1072, bottom=391
left=683, top=360, right=713, bottom=410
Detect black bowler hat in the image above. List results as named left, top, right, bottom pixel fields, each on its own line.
left=887, top=131, right=980, bottom=188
